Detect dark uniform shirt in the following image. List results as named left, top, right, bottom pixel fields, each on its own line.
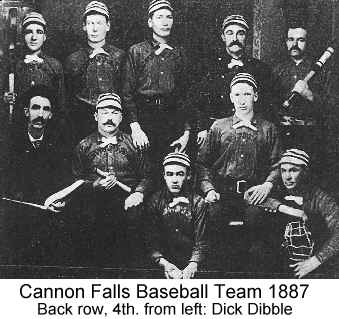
left=15, top=52, right=65, bottom=110
left=262, top=184, right=339, bottom=265
left=122, top=39, right=190, bottom=128
left=145, top=188, right=209, bottom=267
left=189, top=51, right=275, bottom=130
left=64, top=43, right=125, bottom=107
left=272, top=56, right=326, bottom=120
left=73, top=130, right=152, bottom=194
left=197, top=114, right=280, bottom=194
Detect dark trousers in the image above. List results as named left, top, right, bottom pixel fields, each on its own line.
left=207, top=191, right=281, bottom=275
left=69, top=188, right=145, bottom=268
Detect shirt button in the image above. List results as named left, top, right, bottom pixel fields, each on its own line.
left=221, top=75, right=225, bottom=79
left=161, top=57, right=165, bottom=61
left=175, top=228, right=179, bottom=232
left=98, top=77, right=102, bottom=81
left=242, top=138, right=246, bottom=142
left=218, top=57, right=222, bottom=61
left=160, top=71, right=164, bottom=75
left=240, top=154, right=244, bottom=158
left=220, top=95, right=224, bottom=98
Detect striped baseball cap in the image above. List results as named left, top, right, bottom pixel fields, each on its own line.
left=222, top=14, right=249, bottom=31
left=148, top=0, right=173, bottom=15
left=22, top=12, right=46, bottom=29
left=230, top=73, right=258, bottom=90
left=278, top=149, right=310, bottom=167
left=163, top=152, right=191, bottom=168
left=96, top=93, right=122, bottom=111
left=84, top=1, right=109, bottom=19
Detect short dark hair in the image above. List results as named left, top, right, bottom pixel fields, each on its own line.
left=22, top=85, right=56, bottom=111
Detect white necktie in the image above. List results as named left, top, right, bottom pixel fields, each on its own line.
left=284, top=195, right=303, bottom=206
left=232, top=120, right=257, bottom=131
left=24, top=55, right=44, bottom=64
left=89, top=47, right=110, bottom=59
left=99, top=136, right=117, bottom=148
left=154, top=43, right=173, bottom=55
left=228, top=58, right=244, bottom=69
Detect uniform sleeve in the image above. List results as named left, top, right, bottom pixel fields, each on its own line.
left=264, top=123, right=281, bottom=185
left=133, top=149, right=153, bottom=195
left=190, top=197, right=209, bottom=264
left=72, top=143, right=97, bottom=189
left=312, top=189, right=339, bottom=263
left=122, top=47, right=139, bottom=123
left=144, top=196, right=164, bottom=263
left=196, top=122, right=220, bottom=194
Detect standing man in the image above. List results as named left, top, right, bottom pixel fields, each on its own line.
left=254, top=149, right=339, bottom=278
left=273, top=23, right=327, bottom=172
left=71, top=93, right=152, bottom=267
left=144, top=152, right=209, bottom=279
left=189, top=14, right=275, bottom=142
left=65, top=1, right=125, bottom=142
left=4, top=85, right=73, bottom=265
left=122, top=0, right=191, bottom=170
left=4, top=12, right=65, bottom=121
left=196, top=73, right=280, bottom=271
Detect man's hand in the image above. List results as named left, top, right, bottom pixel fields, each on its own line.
left=182, top=262, right=198, bottom=279
left=158, top=258, right=182, bottom=279
left=3, top=92, right=16, bottom=104
left=205, top=189, right=220, bottom=203
left=290, top=256, right=321, bottom=278
left=93, top=175, right=117, bottom=190
left=47, top=200, right=66, bottom=212
left=197, top=130, right=207, bottom=147
left=292, top=80, right=314, bottom=102
left=124, top=192, right=144, bottom=210
left=130, top=122, right=149, bottom=150
left=244, top=182, right=273, bottom=205
left=170, top=130, right=190, bottom=152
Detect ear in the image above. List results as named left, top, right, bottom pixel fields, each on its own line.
left=24, top=108, right=29, bottom=118
left=148, top=17, right=152, bottom=29
left=221, top=32, right=226, bottom=43
left=253, top=91, right=258, bottom=102
left=229, top=91, right=234, bottom=104
left=106, top=20, right=111, bottom=32
left=48, top=112, right=53, bottom=120
left=94, top=112, right=98, bottom=122
left=82, top=22, right=87, bottom=32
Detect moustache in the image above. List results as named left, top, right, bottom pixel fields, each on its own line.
left=289, top=45, right=301, bottom=52
left=229, top=40, right=243, bottom=48
left=32, top=117, right=45, bottom=124
left=103, top=120, right=115, bottom=126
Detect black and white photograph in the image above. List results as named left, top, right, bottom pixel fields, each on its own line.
left=0, top=0, right=338, bottom=280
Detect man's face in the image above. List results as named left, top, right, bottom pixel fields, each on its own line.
left=230, top=82, right=257, bottom=117
left=83, top=14, right=110, bottom=44
left=286, top=27, right=307, bottom=60
left=95, top=107, right=122, bottom=135
left=24, top=23, right=46, bottom=53
left=148, top=8, right=173, bottom=39
left=221, top=24, right=247, bottom=55
left=25, top=96, right=52, bottom=130
left=281, top=163, right=305, bottom=191
left=163, top=164, right=188, bottom=195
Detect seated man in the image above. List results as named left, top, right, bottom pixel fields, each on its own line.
left=144, top=152, right=209, bottom=279
left=70, top=92, right=152, bottom=267
left=253, top=149, right=339, bottom=278
left=196, top=72, right=281, bottom=272
left=3, top=85, right=73, bottom=265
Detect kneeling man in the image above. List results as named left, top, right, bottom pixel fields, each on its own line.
left=145, top=152, right=209, bottom=278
